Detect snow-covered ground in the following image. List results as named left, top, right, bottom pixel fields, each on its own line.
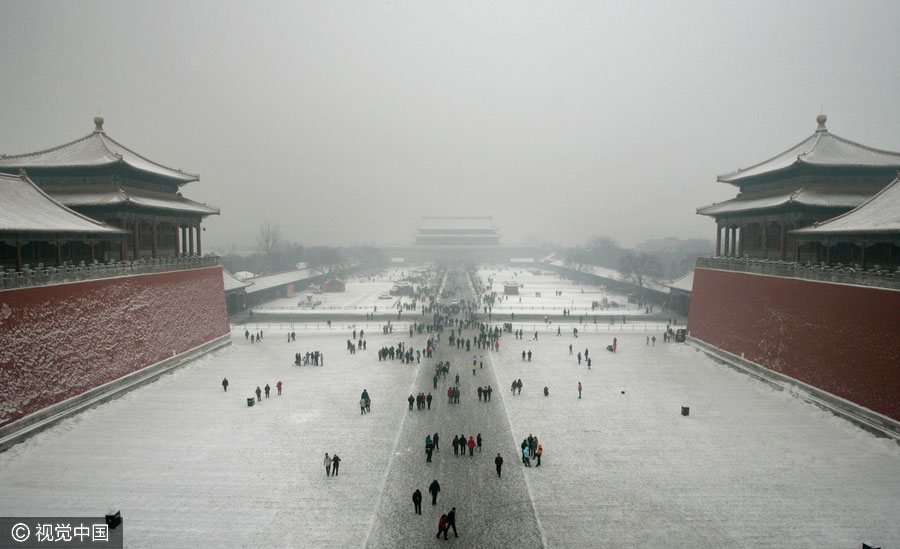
left=1, top=274, right=899, bottom=548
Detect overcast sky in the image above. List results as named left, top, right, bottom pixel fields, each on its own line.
left=2, top=1, right=899, bottom=250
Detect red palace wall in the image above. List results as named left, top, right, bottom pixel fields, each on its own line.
left=0, top=267, right=229, bottom=427
left=688, top=268, right=900, bottom=422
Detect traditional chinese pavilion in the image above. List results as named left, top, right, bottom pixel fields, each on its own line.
left=0, top=117, right=219, bottom=263
left=697, top=115, right=900, bottom=261
left=414, top=216, right=501, bottom=246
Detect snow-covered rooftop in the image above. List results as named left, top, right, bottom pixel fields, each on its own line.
left=0, top=172, right=126, bottom=235
left=244, top=268, right=319, bottom=294
left=47, top=184, right=220, bottom=216
left=0, top=117, right=198, bottom=184
left=697, top=187, right=871, bottom=216
left=666, top=269, right=694, bottom=293
left=417, top=216, right=497, bottom=231
left=792, top=175, right=900, bottom=236
left=718, top=115, right=900, bottom=185
left=223, top=269, right=253, bottom=292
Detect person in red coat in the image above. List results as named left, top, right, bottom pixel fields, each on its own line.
left=467, top=436, right=476, bottom=457
left=436, top=514, right=449, bottom=540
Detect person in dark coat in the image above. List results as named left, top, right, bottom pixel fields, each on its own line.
left=222, top=378, right=228, bottom=392
left=255, top=386, right=262, bottom=402
left=476, top=433, right=482, bottom=452
left=408, top=394, right=415, bottom=410
left=426, top=393, right=433, bottom=409
left=429, top=479, right=441, bottom=505
left=264, top=384, right=270, bottom=398
left=331, top=454, right=341, bottom=476
left=433, top=432, right=440, bottom=451
left=495, top=453, right=503, bottom=477
left=412, top=488, right=422, bottom=514
left=452, top=435, right=459, bottom=456
left=426, top=441, right=434, bottom=463
left=446, top=507, right=458, bottom=537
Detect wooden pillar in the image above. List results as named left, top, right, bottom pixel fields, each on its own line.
left=189, top=225, right=195, bottom=256
left=761, top=223, right=768, bottom=260
left=738, top=223, right=744, bottom=257
left=730, top=226, right=737, bottom=257
left=152, top=222, right=158, bottom=259
left=56, top=240, right=62, bottom=267
left=723, top=226, right=730, bottom=256
left=779, top=221, right=786, bottom=260
left=825, top=240, right=831, bottom=264
left=196, top=223, right=202, bottom=256
left=716, top=224, right=722, bottom=256
left=133, top=222, right=141, bottom=260
left=181, top=225, right=187, bottom=257
left=90, top=241, right=96, bottom=262
left=121, top=222, right=128, bottom=261
left=861, top=240, right=867, bottom=269
left=16, top=239, right=23, bottom=271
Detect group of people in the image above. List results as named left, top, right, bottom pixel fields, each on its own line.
left=359, top=389, right=371, bottom=414
left=223, top=377, right=283, bottom=401
left=409, top=392, right=432, bottom=410
left=521, top=434, right=543, bottom=467
left=511, top=379, right=523, bottom=394
left=476, top=385, right=493, bottom=401
left=245, top=329, right=264, bottom=343
left=323, top=452, right=342, bottom=476
left=295, top=351, right=323, bottom=366
left=451, top=434, right=481, bottom=456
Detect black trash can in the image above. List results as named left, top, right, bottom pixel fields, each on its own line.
left=681, top=406, right=689, bottom=416
left=247, top=398, right=255, bottom=407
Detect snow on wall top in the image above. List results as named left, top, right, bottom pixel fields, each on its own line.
left=792, top=176, right=900, bottom=236
left=0, top=117, right=198, bottom=184
left=0, top=172, right=126, bottom=234
left=223, top=269, right=252, bottom=292
left=717, top=115, right=900, bottom=185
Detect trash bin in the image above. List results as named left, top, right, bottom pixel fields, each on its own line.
left=247, top=398, right=255, bottom=407
left=681, top=406, right=689, bottom=416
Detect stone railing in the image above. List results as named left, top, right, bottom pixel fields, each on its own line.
left=695, top=256, right=900, bottom=291
left=1, top=255, right=221, bottom=291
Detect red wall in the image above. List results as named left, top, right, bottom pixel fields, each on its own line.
left=0, top=267, right=229, bottom=427
left=688, top=268, right=900, bottom=422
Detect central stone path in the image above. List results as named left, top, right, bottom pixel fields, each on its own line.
left=365, top=277, right=544, bottom=547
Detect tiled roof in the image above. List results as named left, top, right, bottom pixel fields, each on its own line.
left=0, top=117, right=198, bottom=183
left=718, top=115, right=900, bottom=185
left=0, top=172, right=126, bottom=235
left=666, top=269, right=694, bottom=293
left=47, top=184, right=220, bottom=215
left=792, top=176, right=900, bottom=236
left=697, top=187, right=871, bottom=216
left=417, top=216, right=497, bottom=232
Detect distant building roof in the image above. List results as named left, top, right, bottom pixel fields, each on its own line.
left=47, top=184, right=220, bottom=215
left=417, top=216, right=496, bottom=232
left=245, top=268, right=318, bottom=294
left=0, top=171, right=126, bottom=235
left=666, top=269, right=694, bottom=293
left=792, top=175, right=900, bottom=237
left=223, top=269, right=253, bottom=292
left=697, top=187, right=871, bottom=216
left=717, top=115, right=900, bottom=185
left=0, top=117, right=198, bottom=184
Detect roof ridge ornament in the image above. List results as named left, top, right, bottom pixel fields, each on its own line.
left=815, top=114, right=827, bottom=133
left=93, top=116, right=105, bottom=132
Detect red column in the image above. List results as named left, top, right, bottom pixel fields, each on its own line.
left=738, top=223, right=743, bottom=257
left=181, top=226, right=188, bottom=257
left=189, top=225, right=195, bottom=256
left=715, top=224, right=721, bottom=256
left=152, top=222, right=158, bottom=258
left=723, top=227, right=730, bottom=256
left=196, top=223, right=202, bottom=256
left=134, top=222, right=141, bottom=260
left=121, top=223, right=128, bottom=261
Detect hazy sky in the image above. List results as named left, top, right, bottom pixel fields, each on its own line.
left=2, top=1, right=899, bottom=250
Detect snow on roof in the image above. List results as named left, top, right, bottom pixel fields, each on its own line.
left=791, top=176, right=900, bottom=236
left=245, top=268, right=318, bottom=294
left=666, top=269, right=694, bottom=293
left=47, top=184, right=219, bottom=215
left=0, top=172, right=126, bottom=235
left=0, top=117, right=198, bottom=184
left=417, top=216, right=496, bottom=231
left=717, top=115, right=900, bottom=185
left=223, top=269, right=253, bottom=292
left=510, top=258, right=535, bottom=263
left=697, top=187, right=871, bottom=216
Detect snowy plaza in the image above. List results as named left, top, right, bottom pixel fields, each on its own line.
left=1, top=272, right=899, bottom=549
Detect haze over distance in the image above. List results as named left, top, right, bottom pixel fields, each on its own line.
left=2, top=1, right=899, bottom=249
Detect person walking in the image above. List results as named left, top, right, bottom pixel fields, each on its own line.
left=408, top=394, right=415, bottom=410
left=426, top=393, right=433, bottom=410
left=412, top=489, right=422, bottom=515
left=433, top=432, right=440, bottom=451
left=476, top=433, right=483, bottom=452
left=426, top=440, right=434, bottom=463
left=447, top=507, right=459, bottom=537
left=324, top=453, right=332, bottom=476
left=255, top=386, right=262, bottom=402
left=536, top=444, right=542, bottom=467
left=276, top=380, right=282, bottom=395
left=360, top=397, right=367, bottom=415
left=523, top=445, right=531, bottom=467
left=467, top=435, right=475, bottom=457
left=222, top=377, right=228, bottom=392
left=452, top=435, right=459, bottom=456
left=331, top=454, right=341, bottom=476
left=436, top=514, right=449, bottom=540
left=429, top=479, right=441, bottom=505
left=264, top=384, right=270, bottom=398
left=495, top=453, right=503, bottom=478
left=578, top=382, right=582, bottom=399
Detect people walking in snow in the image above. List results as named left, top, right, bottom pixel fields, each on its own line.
left=409, top=394, right=415, bottom=410
left=452, top=435, right=459, bottom=456
left=433, top=432, right=440, bottom=451
left=412, top=488, right=422, bottom=514
left=360, top=398, right=367, bottom=415
left=467, top=435, right=475, bottom=456
left=324, top=453, right=332, bottom=476
left=495, top=453, right=503, bottom=477
left=222, top=377, right=228, bottom=392
left=429, top=479, right=441, bottom=505
left=255, top=386, right=262, bottom=402
left=476, top=433, right=482, bottom=452
left=578, top=382, right=582, bottom=399
left=277, top=380, right=282, bottom=395
left=523, top=445, right=531, bottom=467
left=331, top=454, right=341, bottom=476
left=264, top=384, right=270, bottom=398
left=536, top=444, right=542, bottom=467
left=436, top=514, right=449, bottom=540
left=446, top=507, right=459, bottom=537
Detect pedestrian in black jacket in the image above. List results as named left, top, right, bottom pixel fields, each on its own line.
left=495, top=453, right=503, bottom=477
left=447, top=507, right=458, bottom=537
left=412, top=489, right=422, bottom=514
left=429, top=479, right=441, bottom=505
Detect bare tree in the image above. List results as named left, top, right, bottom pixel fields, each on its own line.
left=256, top=222, right=282, bottom=273
left=618, top=251, right=663, bottom=290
